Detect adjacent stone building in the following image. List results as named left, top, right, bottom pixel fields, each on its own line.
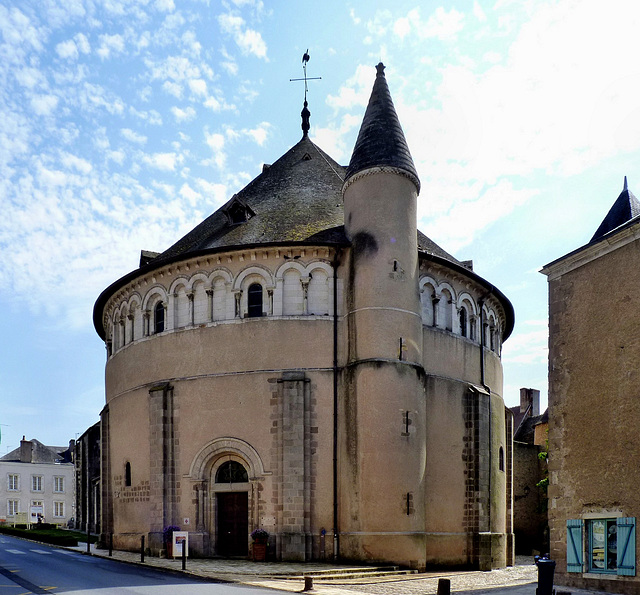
left=75, top=422, right=101, bottom=534
left=542, top=178, right=639, bottom=593
left=510, top=388, right=548, bottom=555
left=93, top=63, right=515, bottom=569
left=0, top=437, right=75, bottom=526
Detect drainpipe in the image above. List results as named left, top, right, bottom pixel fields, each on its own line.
left=332, top=248, right=341, bottom=561
left=479, top=293, right=493, bottom=538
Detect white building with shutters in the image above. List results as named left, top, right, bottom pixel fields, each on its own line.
left=0, top=437, right=75, bottom=527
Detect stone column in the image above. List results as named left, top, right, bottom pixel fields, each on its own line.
left=148, top=383, right=176, bottom=553
left=273, top=372, right=311, bottom=561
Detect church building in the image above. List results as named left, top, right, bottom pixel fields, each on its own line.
left=93, top=63, right=515, bottom=570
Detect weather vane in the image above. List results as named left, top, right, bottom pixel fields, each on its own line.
left=290, top=49, right=321, bottom=102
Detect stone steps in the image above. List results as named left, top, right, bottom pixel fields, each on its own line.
left=275, top=566, right=420, bottom=581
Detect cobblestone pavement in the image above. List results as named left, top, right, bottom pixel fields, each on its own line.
left=68, top=545, right=617, bottom=595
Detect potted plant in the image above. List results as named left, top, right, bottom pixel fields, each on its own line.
left=163, top=525, right=180, bottom=558
left=250, top=528, right=269, bottom=561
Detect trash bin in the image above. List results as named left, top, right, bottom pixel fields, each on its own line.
left=536, top=558, right=556, bottom=595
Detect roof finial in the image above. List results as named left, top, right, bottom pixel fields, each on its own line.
left=301, top=100, right=310, bottom=137
left=376, top=62, right=385, bottom=77
left=290, top=49, right=322, bottom=137
left=624, top=175, right=628, bottom=191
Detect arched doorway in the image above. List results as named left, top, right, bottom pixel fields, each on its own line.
left=213, top=460, right=250, bottom=557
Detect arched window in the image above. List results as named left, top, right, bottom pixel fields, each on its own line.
left=154, top=301, right=165, bottom=333
left=216, top=461, right=248, bottom=484
left=125, top=461, right=132, bottom=487
left=247, top=283, right=263, bottom=318
left=459, top=307, right=468, bottom=338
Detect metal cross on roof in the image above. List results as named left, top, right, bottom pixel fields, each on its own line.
left=289, top=49, right=321, bottom=102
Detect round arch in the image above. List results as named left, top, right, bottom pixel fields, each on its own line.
left=188, top=437, right=268, bottom=481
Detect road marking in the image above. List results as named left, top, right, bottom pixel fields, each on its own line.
left=0, top=565, right=49, bottom=594
left=5, top=549, right=26, bottom=555
left=30, top=550, right=52, bottom=555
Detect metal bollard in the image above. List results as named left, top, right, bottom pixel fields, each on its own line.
left=303, top=576, right=314, bottom=591
left=141, top=536, right=145, bottom=563
left=437, top=578, right=451, bottom=595
left=109, top=532, right=113, bottom=557
left=182, top=543, right=187, bottom=570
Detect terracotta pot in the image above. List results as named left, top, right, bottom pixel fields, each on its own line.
left=253, top=542, right=267, bottom=561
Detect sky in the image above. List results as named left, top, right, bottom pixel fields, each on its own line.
left=1, top=0, right=639, bottom=453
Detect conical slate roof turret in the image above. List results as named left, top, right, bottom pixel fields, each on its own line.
left=590, top=176, right=640, bottom=242
left=345, top=63, right=420, bottom=192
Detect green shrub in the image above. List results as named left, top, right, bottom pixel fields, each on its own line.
left=0, top=526, right=80, bottom=547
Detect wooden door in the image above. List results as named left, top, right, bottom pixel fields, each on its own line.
left=216, top=492, right=248, bottom=556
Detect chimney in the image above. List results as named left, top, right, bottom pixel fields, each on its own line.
left=20, top=436, right=33, bottom=463
left=519, top=388, right=540, bottom=417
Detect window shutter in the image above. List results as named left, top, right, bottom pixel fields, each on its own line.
left=567, top=519, right=583, bottom=573
left=617, top=517, right=636, bottom=576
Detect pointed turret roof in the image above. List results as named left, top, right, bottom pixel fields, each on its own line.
left=590, top=176, right=640, bottom=242
left=344, top=63, right=420, bottom=192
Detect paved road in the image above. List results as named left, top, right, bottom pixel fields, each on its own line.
left=0, top=534, right=279, bottom=594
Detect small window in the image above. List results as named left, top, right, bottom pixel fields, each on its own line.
left=8, top=474, right=19, bottom=491
left=125, top=462, right=132, bottom=487
left=568, top=517, right=636, bottom=576
left=216, top=461, right=248, bottom=484
left=499, top=446, right=505, bottom=471
left=459, top=308, right=468, bottom=338
left=154, top=301, right=165, bottom=333
left=53, top=502, right=65, bottom=518
left=7, top=500, right=18, bottom=516
left=247, top=283, right=263, bottom=318
left=54, top=476, right=64, bottom=493
left=32, top=475, right=43, bottom=492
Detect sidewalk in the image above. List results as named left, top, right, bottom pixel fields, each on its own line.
left=69, top=544, right=617, bottom=595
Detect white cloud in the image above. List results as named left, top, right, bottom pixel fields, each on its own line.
left=171, top=105, right=196, bottom=122
left=163, top=80, right=183, bottom=98
left=205, top=132, right=225, bottom=152
left=218, top=13, right=267, bottom=59
left=326, top=64, right=374, bottom=110
left=143, top=152, right=181, bottom=171
left=419, top=7, right=465, bottom=40
left=60, top=153, right=92, bottom=174
left=501, top=321, right=548, bottom=365
left=195, top=178, right=228, bottom=205
left=179, top=182, right=201, bottom=206
left=188, top=78, right=207, bottom=96
left=156, top=0, right=175, bottom=11
left=56, top=39, right=79, bottom=60
left=75, top=32, right=90, bottom=54
left=15, top=67, right=45, bottom=89
left=147, top=55, right=201, bottom=82
left=121, top=128, right=148, bottom=144
left=97, top=33, right=125, bottom=60
left=244, top=122, right=271, bottom=146
left=31, top=94, right=59, bottom=116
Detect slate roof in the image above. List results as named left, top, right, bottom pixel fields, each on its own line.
left=1, top=439, right=72, bottom=464
left=345, top=63, right=419, bottom=191
left=511, top=407, right=548, bottom=444
left=590, top=177, right=640, bottom=242
left=154, top=135, right=347, bottom=264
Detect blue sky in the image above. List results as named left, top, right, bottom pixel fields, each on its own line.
left=1, top=0, right=638, bottom=452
